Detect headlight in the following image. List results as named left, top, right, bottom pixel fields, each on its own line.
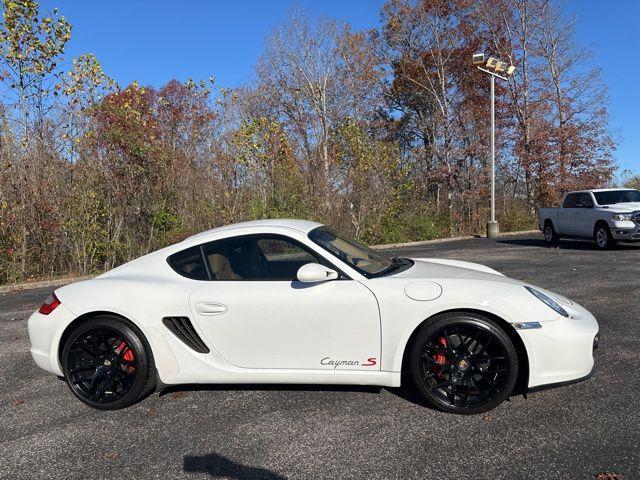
left=525, top=286, right=569, bottom=318
left=611, top=213, right=633, bottom=221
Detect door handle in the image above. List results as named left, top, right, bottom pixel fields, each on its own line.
left=196, top=302, right=228, bottom=315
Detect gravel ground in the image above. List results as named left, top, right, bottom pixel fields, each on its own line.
left=1, top=233, right=637, bottom=480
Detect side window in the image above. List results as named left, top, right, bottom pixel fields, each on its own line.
left=202, top=235, right=322, bottom=281
left=576, top=193, right=593, bottom=208
left=167, top=246, right=208, bottom=280
left=202, top=238, right=245, bottom=280
left=256, top=238, right=318, bottom=280
left=563, top=194, right=578, bottom=208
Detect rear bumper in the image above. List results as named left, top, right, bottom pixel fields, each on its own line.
left=27, top=304, right=74, bottom=376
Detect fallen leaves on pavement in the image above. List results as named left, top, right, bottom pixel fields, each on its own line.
left=596, top=472, right=623, bottom=480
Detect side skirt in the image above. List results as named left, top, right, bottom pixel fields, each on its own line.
left=157, top=370, right=401, bottom=388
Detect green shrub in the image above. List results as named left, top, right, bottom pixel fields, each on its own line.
left=365, top=207, right=452, bottom=245
left=498, top=206, right=537, bottom=232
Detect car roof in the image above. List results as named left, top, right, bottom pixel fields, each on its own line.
left=589, top=188, right=637, bottom=192
left=96, top=219, right=326, bottom=280
left=186, top=219, right=324, bottom=241
left=566, top=188, right=636, bottom=195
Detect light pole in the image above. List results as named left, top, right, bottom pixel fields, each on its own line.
left=472, top=53, right=515, bottom=238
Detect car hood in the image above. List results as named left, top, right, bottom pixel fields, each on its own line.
left=392, top=258, right=520, bottom=284
left=390, top=258, right=574, bottom=305
left=598, top=202, right=640, bottom=212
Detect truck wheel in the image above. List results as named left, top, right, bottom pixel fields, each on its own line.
left=594, top=223, right=615, bottom=250
left=543, top=222, right=558, bottom=244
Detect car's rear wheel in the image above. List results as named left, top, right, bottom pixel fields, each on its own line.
left=408, top=312, right=518, bottom=415
left=62, top=315, right=156, bottom=410
left=543, top=222, right=558, bottom=244
left=594, top=223, right=615, bottom=250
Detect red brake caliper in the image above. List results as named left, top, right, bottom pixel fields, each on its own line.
left=432, top=336, right=448, bottom=377
left=115, top=340, right=135, bottom=372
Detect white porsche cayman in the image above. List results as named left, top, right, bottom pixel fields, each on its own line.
left=28, top=220, right=598, bottom=414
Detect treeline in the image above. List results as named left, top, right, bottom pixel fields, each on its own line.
left=0, top=0, right=615, bottom=283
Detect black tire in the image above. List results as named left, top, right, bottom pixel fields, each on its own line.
left=543, top=221, right=558, bottom=245
left=594, top=223, right=615, bottom=250
left=62, top=315, right=156, bottom=410
left=408, top=312, right=518, bottom=415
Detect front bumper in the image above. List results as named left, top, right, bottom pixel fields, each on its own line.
left=610, top=220, right=640, bottom=240
left=517, top=300, right=598, bottom=390
left=528, top=366, right=594, bottom=393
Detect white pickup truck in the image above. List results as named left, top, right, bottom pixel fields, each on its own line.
left=539, top=188, right=640, bottom=249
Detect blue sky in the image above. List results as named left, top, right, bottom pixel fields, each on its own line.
left=38, top=0, right=639, bottom=175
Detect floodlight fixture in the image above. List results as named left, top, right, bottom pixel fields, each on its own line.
left=472, top=53, right=485, bottom=65
left=486, top=57, right=499, bottom=69
left=480, top=56, right=515, bottom=78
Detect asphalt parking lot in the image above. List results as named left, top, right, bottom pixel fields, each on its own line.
left=1, top=233, right=638, bottom=480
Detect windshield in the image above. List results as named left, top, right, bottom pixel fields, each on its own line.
left=308, top=227, right=393, bottom=277
left=593, top=190, right=640, bottom=205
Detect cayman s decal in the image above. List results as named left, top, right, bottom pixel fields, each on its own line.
left=320, top=357, right=377, bottom=369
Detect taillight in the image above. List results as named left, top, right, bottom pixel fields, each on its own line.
left=39, top=293, right=61, bottom=315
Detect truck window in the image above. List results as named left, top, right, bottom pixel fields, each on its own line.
left=575, top=193, right=593, bottom=208
left=563, top=193, right=592, bottom=208
left=563, top=194, right=578, bottom=208
left=593, top=190, right=640, bottom=205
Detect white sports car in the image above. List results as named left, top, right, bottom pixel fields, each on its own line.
left=28, top=220, right=598, bottom=414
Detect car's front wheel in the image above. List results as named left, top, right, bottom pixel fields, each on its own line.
left=408, top=312, right=518, bottom=415
left=61, top=315, right=156, bottom=410
left=594, top=223, right=615, bottom=250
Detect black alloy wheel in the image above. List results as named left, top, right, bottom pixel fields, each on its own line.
left=62, top=316, right=156, bottom=410
left=409, top=312, right=518, bottom=415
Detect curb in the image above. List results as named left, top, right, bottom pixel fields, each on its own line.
left=372, top=229, right=540, bottom=250
left=0, top=230, right=541, bottom=293
left=0, top=275, right=93, bottom=294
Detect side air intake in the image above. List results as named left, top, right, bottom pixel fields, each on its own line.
left=162, top=317, right=210, bottom=354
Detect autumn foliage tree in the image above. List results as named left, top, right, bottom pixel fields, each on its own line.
left=0, top=0, right=70, bottom=279
left=0, top=0, right=617, bottom=283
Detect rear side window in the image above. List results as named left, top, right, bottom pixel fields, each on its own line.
left=575, top=193, right=593, bottom=208
left=563, top=193, right=593, bottom=208
left=167, top=246, right=208, bottom=280
left=563, top=194, right=578, bottom=208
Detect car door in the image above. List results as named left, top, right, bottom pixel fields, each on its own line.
left=188, top=234, right=381, bottom=371
left=559, top=193, right=580, bottom=235
left=573, top=192, right=595, bottom=237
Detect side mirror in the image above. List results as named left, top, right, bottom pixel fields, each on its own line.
left=296, top=263, right=338, bottom=283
